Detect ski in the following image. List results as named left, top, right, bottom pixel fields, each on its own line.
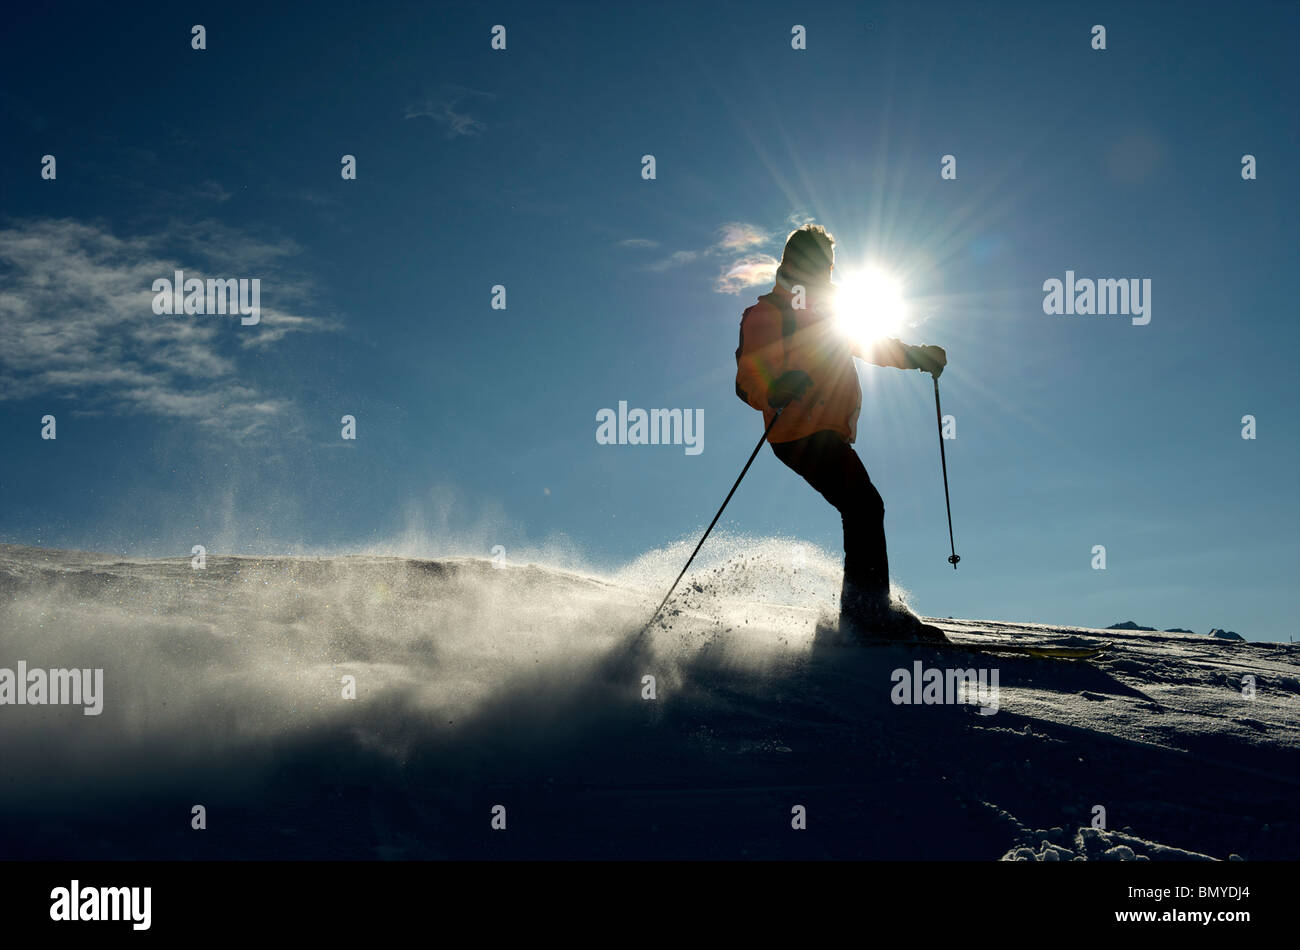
left=944, top=641, right=1112, bottom=660
left=825, top=627, right=1113, bottom=660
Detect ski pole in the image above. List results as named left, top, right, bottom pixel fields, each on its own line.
left=640, top=406, right=784, bottom=634
left=932, top=375, right=960, bottom=569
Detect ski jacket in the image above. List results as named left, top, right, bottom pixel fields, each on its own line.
left=734, top=277, right=916, bottom=444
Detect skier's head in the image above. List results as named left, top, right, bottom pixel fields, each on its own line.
left=779, top=224, right=835, bottom=286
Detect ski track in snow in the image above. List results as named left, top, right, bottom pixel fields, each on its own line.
left=0, top=542, right=1295, bottom=860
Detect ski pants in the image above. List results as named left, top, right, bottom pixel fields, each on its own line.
left=770, top=429, right=892, bottom=624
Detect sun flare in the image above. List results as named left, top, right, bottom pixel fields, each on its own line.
left=833, top=267, right=907, bottom=347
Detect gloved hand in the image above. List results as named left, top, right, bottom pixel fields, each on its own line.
left=908, top=344, right=947, bottom=378
left=767, top=370, right=813, bottom=409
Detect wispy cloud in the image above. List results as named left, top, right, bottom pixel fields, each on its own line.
left=0, top=218, right=334, bottom=436
left=647, top=249, right=700, bottom=272
left=648, top=221, right=769, bottom=271
left=714, top=254, right=779, bottom=295
left=618, top=237, right=658, bottom=249
left=405, top=86, right=495, bottom=139
left=715, top=222, right=768, bottom=251
left=643, top=220, right=785, bottom=293
left=195, top=180, right=232, bottom=203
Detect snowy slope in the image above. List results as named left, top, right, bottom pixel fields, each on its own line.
left=0, top=542, right=1294, bottom=860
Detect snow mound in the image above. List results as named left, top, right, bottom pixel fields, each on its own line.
left=0, top=543, right=1295, bottom=860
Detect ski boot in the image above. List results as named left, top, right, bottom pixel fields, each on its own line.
left=845, top=605, right=950, bottom=645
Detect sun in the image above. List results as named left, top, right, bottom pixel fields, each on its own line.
left=833, top=266, right=907, bottom=347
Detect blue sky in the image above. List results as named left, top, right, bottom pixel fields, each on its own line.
left=1, top=1, right=1297, bottom=639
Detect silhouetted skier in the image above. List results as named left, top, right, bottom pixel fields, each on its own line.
left=735, top=224, right=948, bottom=642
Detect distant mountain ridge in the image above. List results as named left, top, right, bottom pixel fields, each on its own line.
left=1106, top=620, right=1246, bottom=640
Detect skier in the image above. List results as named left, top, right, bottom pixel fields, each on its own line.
left=734, top=224, right=949, bottom=642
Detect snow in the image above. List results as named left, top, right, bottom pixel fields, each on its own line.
left=1005, top=828, right=1211, bottom=861
left=0, top=541, right=1294, bottom=859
